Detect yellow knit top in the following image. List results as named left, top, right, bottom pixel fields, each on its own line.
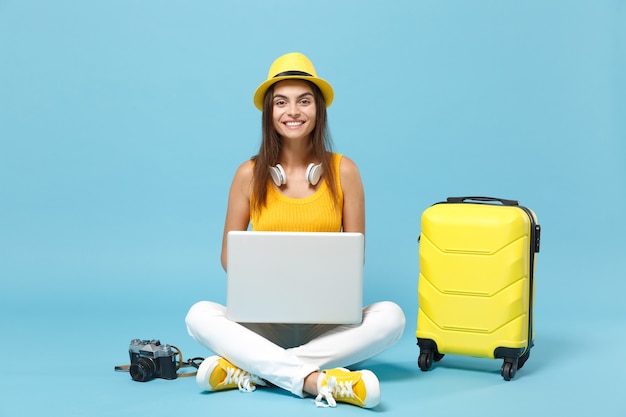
left=250, top=153, right=344, bottom=232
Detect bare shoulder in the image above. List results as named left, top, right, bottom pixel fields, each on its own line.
left=235, top=159, right=255, bottom=177
left=338, top=155, right=364, bottom=195
left=229, top=159, right=255, bottom=197
left=338, top=155, right=361, bottom=178
left=337, top=154, right=365, bottom=233
left=232, top=159, right=254, bottom=183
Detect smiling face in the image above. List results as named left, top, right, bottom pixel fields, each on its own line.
left=271, top=80, right=317, bottom=142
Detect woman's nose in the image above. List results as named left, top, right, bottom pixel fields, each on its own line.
left=287, top=103, right=300, bottom=116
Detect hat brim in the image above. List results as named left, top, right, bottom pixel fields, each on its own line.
left=253, top=76, right=334, bottom=111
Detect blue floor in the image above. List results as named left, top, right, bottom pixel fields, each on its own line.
left=2, top=249, right=624, bottom=416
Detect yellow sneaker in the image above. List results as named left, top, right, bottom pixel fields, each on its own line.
left=315, top=368, right=380, bottom=408
left=196, top=356, right=265, bottom=392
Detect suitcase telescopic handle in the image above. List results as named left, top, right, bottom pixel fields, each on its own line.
left=446, top=196, right=519, bottom=206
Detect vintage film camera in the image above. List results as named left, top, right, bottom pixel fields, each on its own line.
left=128, top=339, right=178, bottom=382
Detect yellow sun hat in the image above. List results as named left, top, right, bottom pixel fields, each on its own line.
left=253, top=52, right=334, bottom=111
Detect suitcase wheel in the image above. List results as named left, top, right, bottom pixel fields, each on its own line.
left=417, top=339, right=444, bottom=371
left=418, top=350, right=444, bottom=372
left=501, top=358, right=519, bottom=381
left=418, top=352, right=432, bottom=371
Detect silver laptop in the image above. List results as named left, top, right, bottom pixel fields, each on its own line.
left=226, top=231, right=364, bottom=324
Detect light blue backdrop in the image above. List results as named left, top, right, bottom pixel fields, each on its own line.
left=1, top=1, right=624, bottom=416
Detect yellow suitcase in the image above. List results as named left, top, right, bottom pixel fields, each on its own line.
left=416, top=197, right=541, bottom=380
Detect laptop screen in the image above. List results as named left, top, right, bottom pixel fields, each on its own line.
left=226, top=231, right=364, bottom=324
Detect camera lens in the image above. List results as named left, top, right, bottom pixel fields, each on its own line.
left=130, top=357, right=156, bottom=382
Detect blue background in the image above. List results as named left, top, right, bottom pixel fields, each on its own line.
left=1, top=1, right=624, bottom=416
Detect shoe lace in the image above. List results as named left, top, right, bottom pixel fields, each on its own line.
left=224, top=366, right=263, bottom=393
left=314, top=375, right=356, bottom=408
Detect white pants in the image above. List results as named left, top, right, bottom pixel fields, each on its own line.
left=185, top=300, right=406, bottom=397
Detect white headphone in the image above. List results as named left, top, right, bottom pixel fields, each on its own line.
left=269, top=163, right=323, bottom=187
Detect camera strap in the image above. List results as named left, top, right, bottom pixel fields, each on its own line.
left=114, top=345, right=204, bottom=378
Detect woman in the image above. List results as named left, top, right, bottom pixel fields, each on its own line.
left=185, top=52, right=405, bottom=408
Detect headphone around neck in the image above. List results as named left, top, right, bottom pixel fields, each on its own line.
left=269, top=163, right=323, bottom=187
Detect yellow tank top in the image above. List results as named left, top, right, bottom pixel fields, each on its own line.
left=250, top=153, right=344, bottom=232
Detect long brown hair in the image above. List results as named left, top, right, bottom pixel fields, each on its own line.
left=251, top=80, right=339, bottom=213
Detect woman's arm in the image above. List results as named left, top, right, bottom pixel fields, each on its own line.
left=220, top=160, right=254, bottom=271
left=339, top=156, right=365, bottom=234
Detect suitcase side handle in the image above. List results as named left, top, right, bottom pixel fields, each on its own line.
left=446, top=196, right=519, bottom=206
